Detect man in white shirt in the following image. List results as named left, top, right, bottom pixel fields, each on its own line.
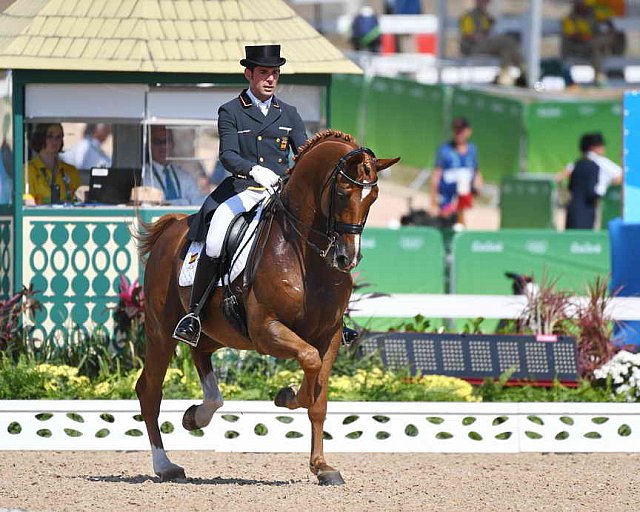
left=557, top=132, right=623, bottom=197
left=146, top=125, right=204, bottom=206
left=62, top=123, right=112, bottom=170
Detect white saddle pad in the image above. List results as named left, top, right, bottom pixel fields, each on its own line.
left=179, top=205, right=263, bottom=287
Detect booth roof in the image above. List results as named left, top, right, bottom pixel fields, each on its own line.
left=0, top=0, right=361, bottom=74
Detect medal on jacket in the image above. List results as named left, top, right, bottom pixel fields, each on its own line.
left=279, top=136, right=288, bottom=151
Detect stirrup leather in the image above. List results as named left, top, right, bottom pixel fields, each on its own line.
left=173, top=312, right=201, bottom=347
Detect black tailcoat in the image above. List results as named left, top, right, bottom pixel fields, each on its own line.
left=187, top=89, right=307, bottom=241
left=566, top=157, right=600, bottom=230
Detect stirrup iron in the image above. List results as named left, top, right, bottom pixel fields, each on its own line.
left=173, top=312, right=201, bottom=347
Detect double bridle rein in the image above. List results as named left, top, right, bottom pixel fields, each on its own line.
left=276, top=146, right=377, bottom=259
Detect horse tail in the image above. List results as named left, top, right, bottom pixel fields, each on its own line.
left=135, top=213, right=185, bottom=260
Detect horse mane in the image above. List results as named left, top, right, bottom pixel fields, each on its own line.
left=289, top=129, right=356, bottom=174
left=135, top=213, right=186, bottom=260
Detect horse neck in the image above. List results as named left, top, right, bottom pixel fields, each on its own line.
left=282, top=141, right=354, bottom=230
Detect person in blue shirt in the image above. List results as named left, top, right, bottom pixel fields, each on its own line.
left=350, top=6, right=381, bottom=52
left=146, top=125, right=205, bottom=206
left=430, top=117, right=484, bottom=226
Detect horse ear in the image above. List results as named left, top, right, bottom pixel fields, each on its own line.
left=376, top=157, right=400, bottom=172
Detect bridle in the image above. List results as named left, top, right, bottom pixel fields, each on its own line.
left=276, top=146, right=377, bottom=259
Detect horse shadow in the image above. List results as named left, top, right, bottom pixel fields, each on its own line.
left=87, top=474, right=301, bottom=486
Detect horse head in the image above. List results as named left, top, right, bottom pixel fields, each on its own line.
left=321, top=147, right=399, bottom=271
left=284, top=130, right=400, bottom=273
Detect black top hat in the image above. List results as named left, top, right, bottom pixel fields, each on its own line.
left=240, top=45, right=286, bottom=68
left=580, top=132, right=605, bottom=152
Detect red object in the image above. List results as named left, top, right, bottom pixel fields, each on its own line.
left=457, top=193, right=474, bottom=210
left=381, top=33, right=396, bottom=54
left=415, top=33, right=437, bottom=54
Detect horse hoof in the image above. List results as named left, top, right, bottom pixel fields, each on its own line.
left=182, top=404, right=199, bottom=431
left=274, top=386, right=296, bottom=408
left=159, top=465, right=186, bottom=482
left=317, top=470, right=345, bottom=486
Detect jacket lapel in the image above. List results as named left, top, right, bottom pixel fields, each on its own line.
left=238, top=90, right=265, bottom=125
left=258, top=96, right=282, bottom=133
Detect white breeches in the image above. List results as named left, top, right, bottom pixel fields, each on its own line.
left=205, top=187, right=268, bottom=258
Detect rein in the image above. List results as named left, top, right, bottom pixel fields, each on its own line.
left=275, top=146, right=377, bottom=259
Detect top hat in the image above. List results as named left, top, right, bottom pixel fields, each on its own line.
left=240, top=45, right=286, bottom=68
left=580, top=132, right=605, bottom=152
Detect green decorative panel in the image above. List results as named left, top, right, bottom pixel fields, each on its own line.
left=452, top=230, right=610, bottom=295
left=23, top=215, right=139, bottom=341
left=500, top=177, right=557, bottom=229
left=356, top=227, right=445, bottom=294
left=0, top=216, right=12, bottom=298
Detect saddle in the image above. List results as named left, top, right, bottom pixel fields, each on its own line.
left=219, top=196, right=277, bottom=337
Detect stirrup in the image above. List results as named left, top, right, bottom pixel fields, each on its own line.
left=173, top=313, right=201, bottom=347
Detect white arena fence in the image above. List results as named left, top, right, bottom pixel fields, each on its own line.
left=2, top=401, right=640, bottom=454
left=349, top=294, right=640, bottom=321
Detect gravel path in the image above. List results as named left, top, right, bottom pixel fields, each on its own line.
left=1, top=451, right=639, bottom=511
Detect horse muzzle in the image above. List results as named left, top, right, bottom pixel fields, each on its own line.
left=332, top=236, right=361, bottom=272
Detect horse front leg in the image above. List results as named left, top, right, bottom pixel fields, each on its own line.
left=307, top=332, right=345, bottom=485
left=135, top=331, right=185, bottom=481
left=254, top=321, right=322, bottom=410
left=182, top=348, right=224, bottom=431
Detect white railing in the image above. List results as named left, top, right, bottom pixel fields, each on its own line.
left=350, top=294, right=640, bottom=321
left=2, top=400, right=640, bottom=453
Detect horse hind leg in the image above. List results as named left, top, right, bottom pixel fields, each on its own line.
left=136, top=335, right=186, bottom=481
left=182, top=348, right=224, bottom=431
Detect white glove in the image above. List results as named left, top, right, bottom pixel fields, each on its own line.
left=249, top=165, right=280, bottom=190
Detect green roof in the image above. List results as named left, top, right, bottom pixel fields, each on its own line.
left=0, top=0, right=361, bottom=74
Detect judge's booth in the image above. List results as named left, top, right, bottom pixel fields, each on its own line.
left=0, top=70, right=326, bottom=340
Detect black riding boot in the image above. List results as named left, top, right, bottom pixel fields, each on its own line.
left=173, top=252, right=220, bottom=347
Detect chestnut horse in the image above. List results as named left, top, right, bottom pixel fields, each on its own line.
left=135, top=130, right=399, bottom=484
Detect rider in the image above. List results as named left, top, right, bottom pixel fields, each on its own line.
left=175, top=44, right=362, bottom=347
left=174, top=44, right=306, bottom=346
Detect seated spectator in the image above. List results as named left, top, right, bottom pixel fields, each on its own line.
left=561, top=0, right=624, bottom=84
left=61, top=123, right=112, bottom=170
left=145, top=125, right=204, bottom=206
left=459, top=0, right=524, bottom=86
left=26, top=123, right=81, bottom=205
left=350, top=6, right=381, bottom=52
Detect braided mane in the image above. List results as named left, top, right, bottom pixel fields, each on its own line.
left=289, top=129, right=356, bottom=174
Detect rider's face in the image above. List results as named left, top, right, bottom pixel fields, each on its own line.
left=245, top=66, right=280, bottom=102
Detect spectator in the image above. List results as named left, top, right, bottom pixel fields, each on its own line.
left=558, top=132, right=622, bottom=229
left=561, top=0, right=623, bottom=85
left=430, top=117, right=484, bottom=227
left=62, top=123, right=112, bottom=169
left=350, top=6, right=381, bottom=52
left=563, top=133, right=606, bottom=229
left=146, top=125, right=204, bottom=206
left=386, top=0, right=422, bottom=15
left=459, top=0, right=524, bottom=86
left=26, top=123, right=81, bottom=205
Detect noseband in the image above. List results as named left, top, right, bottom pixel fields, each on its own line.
left=276, top=146, right=377, bottom=259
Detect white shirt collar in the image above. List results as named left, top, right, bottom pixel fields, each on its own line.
left=246, top=88, right=272, bottom=116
